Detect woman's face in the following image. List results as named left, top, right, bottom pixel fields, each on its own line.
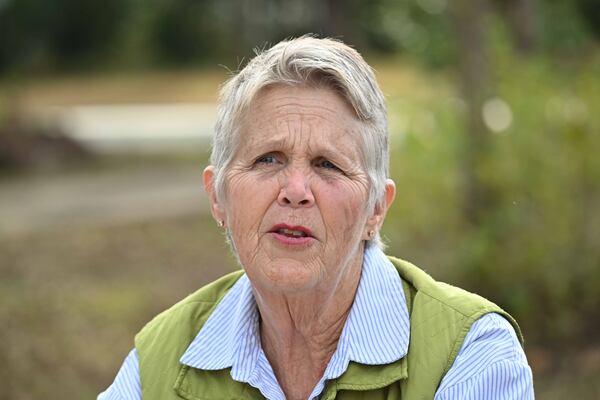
left=205, top=85, right=394, bottom=294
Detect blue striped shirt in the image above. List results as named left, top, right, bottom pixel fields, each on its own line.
left=99, top=247, right=533, bottom=399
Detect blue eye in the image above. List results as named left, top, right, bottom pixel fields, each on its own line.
left=318, top=159, right=340, bottom=170
left=256, top=154, right=276, bottom=164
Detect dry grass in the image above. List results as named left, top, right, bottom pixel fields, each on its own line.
left=2, top=69, right=228, bottom=108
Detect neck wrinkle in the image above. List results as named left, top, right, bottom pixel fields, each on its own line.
left=254, top=251, right=364, bottom=400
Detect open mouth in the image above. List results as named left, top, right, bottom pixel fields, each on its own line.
left=276, top=227, right=309, bottom=238
left=269, top=224, right=314, bottom=240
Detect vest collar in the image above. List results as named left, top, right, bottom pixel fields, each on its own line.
left=321, top=358, right=409, bottom=400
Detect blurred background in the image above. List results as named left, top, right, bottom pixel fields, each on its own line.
left=1, top=0, right=599, bottom=398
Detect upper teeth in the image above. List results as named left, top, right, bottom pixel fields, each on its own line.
left=278, top=228, right=307, bottom=237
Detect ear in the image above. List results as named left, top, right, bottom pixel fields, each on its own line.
left=203, top=165, right=226, bottom=225
left=364, top=179, right=396, bottom=240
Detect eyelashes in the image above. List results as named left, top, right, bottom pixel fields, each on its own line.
left=255, top=154, right=279, bottom=165
left=314, top=158, right=341, bottom=172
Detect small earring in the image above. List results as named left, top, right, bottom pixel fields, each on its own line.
left=368, top=230, right=375, bottom=239
left=217, top=220, right=225, bottom=228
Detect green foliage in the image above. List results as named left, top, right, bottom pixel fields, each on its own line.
left=383, top=47, right=600, bottom=348
left=1, top=0, right=598, bottom=75
left=148, top=0, right=221, bottom=66
left=0, top=0, right=135, bottom=73
left=364, top=0, right=456, bottom=68
left=540, top=0, right=595, bottom=54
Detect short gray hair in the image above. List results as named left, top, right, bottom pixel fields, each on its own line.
left=211, top=35, right=389, bottom=248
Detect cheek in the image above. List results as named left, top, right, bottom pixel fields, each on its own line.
left=225, top=173, right=279, bottom=238
left=320, top=182, right=369, bottom=241
left=227, top=173, right=275, bottom=209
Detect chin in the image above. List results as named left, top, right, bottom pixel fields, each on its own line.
left=259, top=260, right=321, bottom=293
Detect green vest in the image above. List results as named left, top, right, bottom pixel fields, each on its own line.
left=135, top=256, right=523, bottom=399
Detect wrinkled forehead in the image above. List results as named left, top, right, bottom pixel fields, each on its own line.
left=248, top=82, right=358, bottom=118
left=236, top=84, right=366, bottom=154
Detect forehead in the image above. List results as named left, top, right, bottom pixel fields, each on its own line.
left=239, top=84, right=364, bottom=153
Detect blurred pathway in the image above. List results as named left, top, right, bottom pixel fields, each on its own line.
left=39, top=103, right=217, bottom=154
left=0, top=165, right=209, bottom=237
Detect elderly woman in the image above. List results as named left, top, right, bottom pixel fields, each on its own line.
left=100, top=37, right=533, bottom=400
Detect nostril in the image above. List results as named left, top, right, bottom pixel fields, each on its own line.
left=277, top=183, right=313, bottom=207
left=279, top=195, right=291, bottom=205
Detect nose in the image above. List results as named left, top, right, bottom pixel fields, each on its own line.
left=277, top=169, right=315, bottom=207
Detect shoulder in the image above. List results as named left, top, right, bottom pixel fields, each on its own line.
left=435, top=313, right=534, bottom=399
left=387, top=255, right=524, bottom=378
left=387, top=255, right=522, bottom=339
left=133, top=270, right=246, bottom=398
left=388, top=255, right=493, bottom=312
left=136, top=270, right=245, bottom=349
left=98, top=349, right=141, bottom=400
left=459, top=313, right=528, bottom=365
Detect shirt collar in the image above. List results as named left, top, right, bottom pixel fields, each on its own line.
left=179, top=273, right=260, bottom=372
left=180, top=246, right=410, bottom=378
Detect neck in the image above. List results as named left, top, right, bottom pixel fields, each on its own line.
left=253, top=252, right=363, bottom=400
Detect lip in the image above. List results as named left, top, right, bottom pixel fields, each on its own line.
left=268, top=223, right=315, bottom=246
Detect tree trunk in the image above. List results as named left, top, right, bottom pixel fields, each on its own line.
left=501, top=0, right=540, bottom=54
left=451, top=0, right=494, bottom=226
